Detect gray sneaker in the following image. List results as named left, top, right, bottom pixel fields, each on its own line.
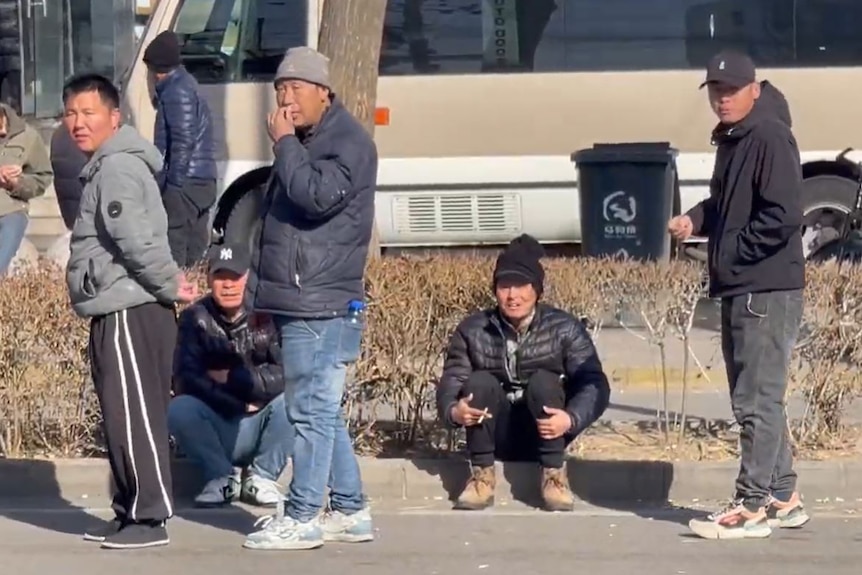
left=766, top=493, right=810, bottom=529
left=194, top=475, right=240, bottom=507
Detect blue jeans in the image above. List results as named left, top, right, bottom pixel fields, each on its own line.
left=0, top=210, right=28, bottom=276
left=167, top=393, right=294, bottom=483
left=276, top=315, right=365, bottom=522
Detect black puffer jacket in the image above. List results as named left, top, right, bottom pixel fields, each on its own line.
left=437, top=303, right=610, bottom=435
left=153, top=66, right=218, bottom=190
left=173, top=295, right=284, bottom=418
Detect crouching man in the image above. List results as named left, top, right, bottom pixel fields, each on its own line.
left=169, top=242, right=294, bottom=508
left=437, top=234, right=611, bottom=512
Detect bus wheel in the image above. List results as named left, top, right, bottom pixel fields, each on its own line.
left=221, top=183, right=266, bottom=252
left=802, top=175, right=857, bottom=260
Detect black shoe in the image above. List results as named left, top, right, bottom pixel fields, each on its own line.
left=100, top=521, right=169, bottom=550
left=83, top=517, right=125, bottom=542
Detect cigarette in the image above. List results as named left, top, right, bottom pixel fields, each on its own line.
left=477, top=408, right=491, bottom=424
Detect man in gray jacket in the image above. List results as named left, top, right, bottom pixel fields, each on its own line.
left=63, top=73, right=198, bottom=550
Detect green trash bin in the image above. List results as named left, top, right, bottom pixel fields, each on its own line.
left=572, top=142, right=680, bottom=261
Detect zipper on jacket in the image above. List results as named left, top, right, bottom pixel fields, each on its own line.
left=292, top=237, right=302, bottom=292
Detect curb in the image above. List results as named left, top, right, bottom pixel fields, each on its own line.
left=1, top=457, right=860, bottom=506
left=605, top=366, right=727, bottom=389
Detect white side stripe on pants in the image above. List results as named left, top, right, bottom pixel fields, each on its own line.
left=111, top=310, right=142, bottom=520
left=118, top=309, right=174, bottom=519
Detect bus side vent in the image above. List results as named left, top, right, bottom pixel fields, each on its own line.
left=393, top=194, right=521, bottom=235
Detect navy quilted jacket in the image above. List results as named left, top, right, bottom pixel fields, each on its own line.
left=153, top=67, right=218, bottom=189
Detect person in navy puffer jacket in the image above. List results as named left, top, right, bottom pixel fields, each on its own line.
left=143, top=31, right=219, bottom=268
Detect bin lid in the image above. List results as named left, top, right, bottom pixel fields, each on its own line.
left=571, top=142, right=679, bottom=164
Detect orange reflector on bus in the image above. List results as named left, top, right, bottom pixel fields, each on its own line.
left=375, top=107, right=390, bottom=126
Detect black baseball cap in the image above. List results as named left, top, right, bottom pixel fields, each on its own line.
left=207, top=242, right=251, bottom=275
left=700, top=50, right=756, bottom=89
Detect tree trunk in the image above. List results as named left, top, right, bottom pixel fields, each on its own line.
left=318, top=0, right=388, bottom=259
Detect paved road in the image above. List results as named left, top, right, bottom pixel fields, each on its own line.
left=1, top=501, right=860, bottom=575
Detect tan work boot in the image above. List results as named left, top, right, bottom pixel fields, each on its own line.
left=541, top=467, right=574, bottom=512
left=455, top=465, right=496, bottom=510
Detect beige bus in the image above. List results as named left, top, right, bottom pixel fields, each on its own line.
left=122, top=0, right=862, bottom=257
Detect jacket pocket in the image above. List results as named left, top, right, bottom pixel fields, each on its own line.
left=81, top=258, right=100, bottom=297
left=716, top=229, right=742, bottom=275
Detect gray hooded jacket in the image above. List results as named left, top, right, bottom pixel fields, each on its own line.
left=66, top=125, right=180, bottom=318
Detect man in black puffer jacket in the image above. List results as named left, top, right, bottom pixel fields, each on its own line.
left=143, top=31, right=219, bottom=268
left=437, top=234, right=611, bottom=512
left=169, top=242, right=293, bottom=510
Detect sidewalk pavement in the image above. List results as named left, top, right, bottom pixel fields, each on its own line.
left=2, top=506, right=860, bottom=575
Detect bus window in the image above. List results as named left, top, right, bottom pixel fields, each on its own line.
left=171, top=0, right=309, bottom=84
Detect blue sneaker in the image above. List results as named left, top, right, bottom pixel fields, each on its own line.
left=242, top=514, right=324, bottom=551
left=318, top=507, right=375, bottom=543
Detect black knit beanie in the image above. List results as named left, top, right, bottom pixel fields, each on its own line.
left=493, top=234, right=546, bottom=295
left=143, top=31, right=181, bottom=73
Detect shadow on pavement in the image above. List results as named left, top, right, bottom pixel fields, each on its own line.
left=170, top=459, right=260, bottom=535
left=409, top=455, right=469, bottom=503
left=0, top=458, right=261, bottom=537
left=406, top=455, right=702, bottom=526
left=0, top=458, right=100, bottom=536
left=566, top=458, right=702, bottom=527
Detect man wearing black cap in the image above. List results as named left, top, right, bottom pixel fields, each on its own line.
left=143, top=30, right=218, bottom=268
left=170, top=242, right=293, bottom=509
left=435, top=234, right=610, bottom=512
left=668, top=50, right=808, bottom=540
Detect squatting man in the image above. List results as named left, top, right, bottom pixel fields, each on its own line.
left=169, top=242, right=294, bottom=509
left=437, top=234, right=611, bottom=511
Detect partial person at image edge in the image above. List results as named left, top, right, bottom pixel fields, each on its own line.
left=668, top=50, right=809, bottom=541
left=143, top=30, right=219, bottom=269
left=0, top=102, right=53, bottom=275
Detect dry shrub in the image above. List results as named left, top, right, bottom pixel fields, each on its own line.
left=790, top=263, right=862, bottom=447
left=1, top=256, right=860, bottom=458
left=0, top=260, right=98, bottom=457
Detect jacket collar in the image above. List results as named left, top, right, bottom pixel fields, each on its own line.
left=296, top=97, right=343, bottom=145
left=490, top=303, right=544, bottom=336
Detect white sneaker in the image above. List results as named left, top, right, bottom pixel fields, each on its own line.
left=242, top=475, right=282, bottom=507
left=194, top=475, right=239, bottom=507
left=243, top=514, right=324, bottom=551
left=318, top=507, right=375, bottom=543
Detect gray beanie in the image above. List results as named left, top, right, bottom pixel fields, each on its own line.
left=274, top=46, right=331, bottom=89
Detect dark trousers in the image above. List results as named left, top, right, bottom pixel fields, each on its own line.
left=163, top=179, right=216, bottom=269
left=721, top=289, right=804, bottom=510
left=89, top=302, right=178, bottom=523
left=462, top=370, right=568, bottom=469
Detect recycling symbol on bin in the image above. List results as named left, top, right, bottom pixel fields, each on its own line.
left=602, top=191, right=637, bottom=224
